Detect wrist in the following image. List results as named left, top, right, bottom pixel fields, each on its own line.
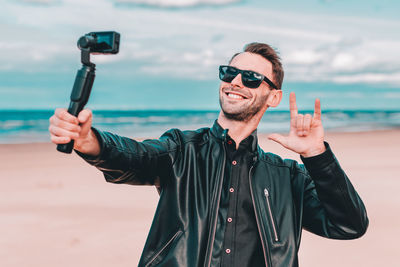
left=74, top=130, right=100, bottom=156
left=300, top=143, right=326, bottom=158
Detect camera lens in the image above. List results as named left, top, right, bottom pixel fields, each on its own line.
left=77, top=35, right=96, bottom=50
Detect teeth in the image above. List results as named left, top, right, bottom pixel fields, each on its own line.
left=228, top=93, right=244, bottom=99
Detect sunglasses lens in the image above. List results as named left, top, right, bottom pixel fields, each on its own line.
left=219, top=66, right=265, bottom=88
left=242, top=71, right=262, bottom=88
left=219, top=66, right=238, bottom=83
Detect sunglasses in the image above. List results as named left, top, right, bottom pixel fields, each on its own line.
left=219, top=65, right=279, bottom=89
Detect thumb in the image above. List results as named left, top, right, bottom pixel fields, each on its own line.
left=267, top=133, right=287, bottom=147
left=77, top=109, right=93, bottom=136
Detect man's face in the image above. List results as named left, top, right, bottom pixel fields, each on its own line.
left=219, top=52, right=275, bottom=122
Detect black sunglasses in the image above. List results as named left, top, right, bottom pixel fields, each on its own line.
left=219, top=65, right=279, bottom=89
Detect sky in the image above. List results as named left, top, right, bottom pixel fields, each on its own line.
left=0, top=0, right=399, bottom=110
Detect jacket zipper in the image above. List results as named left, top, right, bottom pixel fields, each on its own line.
left=249, top=165, right=269, bottom=267
left=145, top=230, right=182, bottom=267
left=205, top=133, right=227, bottom=267
left=264, top=188, right=279, bottom=242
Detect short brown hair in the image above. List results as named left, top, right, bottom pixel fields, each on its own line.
left=230, top=42, right=284, bottom=89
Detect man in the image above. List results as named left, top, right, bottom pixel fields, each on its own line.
left=49, top=43, right=368, bottom=267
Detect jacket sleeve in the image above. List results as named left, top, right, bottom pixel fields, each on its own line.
left=75, top=127, right=180, bottom=187
left=297, top=142, right=368, bottom=239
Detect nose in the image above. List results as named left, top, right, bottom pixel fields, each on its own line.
left=230, top=73, right=244, bottom=88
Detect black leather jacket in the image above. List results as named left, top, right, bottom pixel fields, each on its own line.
left=78, top=122, right=368, bottom=267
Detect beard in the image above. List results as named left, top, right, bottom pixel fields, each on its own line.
left=219, top=89, right=268, bottom=122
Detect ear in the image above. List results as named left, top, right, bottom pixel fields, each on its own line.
left=266, top=89, right=283, bottom=108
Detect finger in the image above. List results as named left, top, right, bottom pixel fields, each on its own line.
left=313, top=98, right=321, bottom=121
left=296, top=114, right=304, bottom=136
left=78, top=109, right=93, bottom=136
left=289, top=92, right=298, bottom=127
left=77, top=109, right=92, bottom=124
left=51, top=116, right=81, bottom=132
left=50, top=135, right=71, bottom=144
left=55, top=108, right=79, bottom=124
left=303, top=114, right=312, bottom=136
left=268, top=133, right=288, bottom=147
left=49, top=125, right=79, bottom=140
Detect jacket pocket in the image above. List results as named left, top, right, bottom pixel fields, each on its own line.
left=263, top=188, right=280, bottom=242
left=144, top=229, right=183, bottom=267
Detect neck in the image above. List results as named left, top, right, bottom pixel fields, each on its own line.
left=217, top=111, right=263, bottom=148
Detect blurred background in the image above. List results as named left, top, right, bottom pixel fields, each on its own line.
left=0, top=0, right=399, bottom=142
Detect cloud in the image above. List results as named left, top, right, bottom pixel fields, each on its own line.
left=113, top=0, right=240, bottom=8
left=1, top=0, right=400, bottom=86
left=285, top=50, right=324, bottom=65
left=383, top=92, right=400, bottom=98
left=16, top=0, right=60, bottom=5
left=331, top=53, right=355, bottom=70
left=332, top=72, right=400, bottom=84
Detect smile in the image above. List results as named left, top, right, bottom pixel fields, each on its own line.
left=225, top=91, right=248, bottom=100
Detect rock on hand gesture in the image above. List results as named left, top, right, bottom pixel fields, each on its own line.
left=268, top=92, right=326, bottom=158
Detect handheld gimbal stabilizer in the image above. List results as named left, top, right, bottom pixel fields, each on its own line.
left=57, top=31, right=120, bottom=154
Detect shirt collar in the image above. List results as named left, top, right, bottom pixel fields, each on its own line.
left=210, top=120, right=258, bottom=153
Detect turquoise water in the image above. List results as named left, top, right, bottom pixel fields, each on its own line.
left=1, top=109, right=399, bottom=144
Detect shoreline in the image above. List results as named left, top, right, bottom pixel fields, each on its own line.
left=1, top=127, right=400, bottom=145
left=1, top=109, right=399, bottom=144
left=0, top=129, right=399, bottom=266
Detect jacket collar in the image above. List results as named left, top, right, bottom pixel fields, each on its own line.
left=210, top=120, right=259, bottom=154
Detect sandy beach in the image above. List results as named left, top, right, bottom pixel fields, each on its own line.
left=0, top=129, right=399, bottom=267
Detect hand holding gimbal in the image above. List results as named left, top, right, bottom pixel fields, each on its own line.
left=56, top=31, right=120, bottom=154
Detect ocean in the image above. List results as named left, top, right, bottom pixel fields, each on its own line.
left=1, top=109, right=399, bottom=144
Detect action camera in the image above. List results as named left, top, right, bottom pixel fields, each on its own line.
left=77, top=31, right=120, bottom=54
left=57, top=31, right=120, bottom=154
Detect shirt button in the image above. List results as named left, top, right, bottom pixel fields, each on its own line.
left=227, top=140, right=232, bottom=145
left=225, top=249, right=231, bottom=254
left=229, top=188, right=234, bottom=193
left=227, top=217, right=232, bottom=223
left=232, top=160, right=237, bottom=165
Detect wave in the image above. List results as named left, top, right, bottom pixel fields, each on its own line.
left=1, top=110, right=400, bottom=143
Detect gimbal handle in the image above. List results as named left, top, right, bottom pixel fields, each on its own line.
left=57, top=50, right=95, bottom=154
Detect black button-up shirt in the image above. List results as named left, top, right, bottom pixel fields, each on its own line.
left=210, top=123, right=265, bottom=267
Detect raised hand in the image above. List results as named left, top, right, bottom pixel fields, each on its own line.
left=268, top=92, right=326, bottom=158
